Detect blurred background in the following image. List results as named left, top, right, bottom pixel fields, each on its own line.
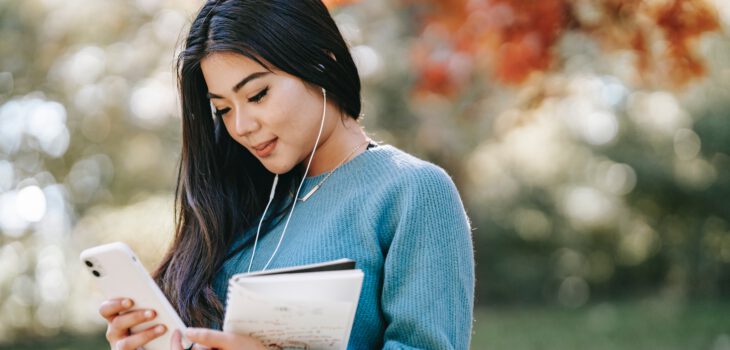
left=1, top=0, right=729, bottom=349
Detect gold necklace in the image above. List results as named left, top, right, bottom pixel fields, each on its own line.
left=295, top=139, right=371, bottom=202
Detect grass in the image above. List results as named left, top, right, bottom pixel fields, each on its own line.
left=472, top=299, right=730, bottom=350
left=1, top=299, right=728, bottom=350
left=0, top=331, right=108, bottom=350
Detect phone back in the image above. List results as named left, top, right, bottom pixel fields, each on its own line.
left=80, top=242, right=191, bottom=350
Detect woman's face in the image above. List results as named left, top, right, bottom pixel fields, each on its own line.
left=201, top=52, right=337, bottom=174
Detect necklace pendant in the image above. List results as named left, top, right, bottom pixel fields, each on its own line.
left=299, top=184, right=320, bottom=202
left=294, top=139, right=371, bottom=203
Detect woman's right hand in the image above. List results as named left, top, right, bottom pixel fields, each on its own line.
left=99, top=298, right=167, bottom=350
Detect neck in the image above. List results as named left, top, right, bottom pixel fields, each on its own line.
left=305, top=116, right=369, bottom=177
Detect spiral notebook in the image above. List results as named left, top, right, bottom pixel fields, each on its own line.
left=222, top=259, right=364, bottom=350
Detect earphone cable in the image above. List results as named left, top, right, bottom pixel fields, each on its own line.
left=247, top=88, right=328, bottom=272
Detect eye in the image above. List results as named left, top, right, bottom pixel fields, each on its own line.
left=248, top=87, right=268, bottom=104
left=214, top=107, right=230, bottom=118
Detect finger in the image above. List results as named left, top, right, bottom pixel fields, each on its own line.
left=170, top=329, right=184, bottom=350
left=184, top=328, right=234, bottom=349
left=108, top=309, right=157, bottom=341
left=185, top=328, right=263, bottom=349
left=99, top=298, right=133, bottom=321
left=115, top=324, right=166, bottom=350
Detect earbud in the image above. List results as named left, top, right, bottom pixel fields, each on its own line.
left=321, top=88, right=326, bottom=122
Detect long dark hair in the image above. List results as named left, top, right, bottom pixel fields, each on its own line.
left=152, top=0, right=361, bottom=327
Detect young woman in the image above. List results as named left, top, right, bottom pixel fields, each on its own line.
left=98, top=1, right=474, bottom=349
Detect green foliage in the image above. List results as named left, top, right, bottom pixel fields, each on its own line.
left=472, top=300, right=730, bottom=349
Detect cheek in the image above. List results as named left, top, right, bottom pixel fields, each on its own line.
left=269, top=87, right=320, bottom=132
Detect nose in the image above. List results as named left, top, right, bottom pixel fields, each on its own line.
left=233, top=109, right=260, bottom=137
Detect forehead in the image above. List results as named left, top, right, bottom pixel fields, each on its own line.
left=201, top=52, right=264, bottom=72
left=200, top=52, right=268, bottom=89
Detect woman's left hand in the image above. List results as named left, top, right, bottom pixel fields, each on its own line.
left=170, top=327, right=267, bottom=350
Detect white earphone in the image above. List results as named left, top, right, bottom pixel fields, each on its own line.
left=247, top=87, right=328, bottom=272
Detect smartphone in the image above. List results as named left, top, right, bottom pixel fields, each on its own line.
left=80, top=242, right=192, bottom=350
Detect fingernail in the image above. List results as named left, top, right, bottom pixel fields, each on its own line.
left=144, top=310, right=154, bottom=318
left=155, top=325, right=166, bottom=334
left=122, top=299, right=132, bottom=308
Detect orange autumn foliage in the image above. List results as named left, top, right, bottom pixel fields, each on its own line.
left=409, top=0, right=720, bottom=95
left=322, top=0, right=360, bottom=9
left=652, top=0, right=721, bottom=85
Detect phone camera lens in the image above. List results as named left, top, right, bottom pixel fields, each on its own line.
left=92, top=270, right=101, bottom=277
left=84, top=260, right=93, bottom=267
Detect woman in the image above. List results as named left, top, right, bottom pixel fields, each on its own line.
left=98, top=0, right=474, bottom=349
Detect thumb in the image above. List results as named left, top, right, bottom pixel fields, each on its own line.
left=170, top=329, right=184, bottom=350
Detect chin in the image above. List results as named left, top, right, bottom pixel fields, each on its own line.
left=262, top=161, right=295, bottom=175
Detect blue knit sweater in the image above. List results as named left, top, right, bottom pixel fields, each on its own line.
left=212, top=144, right=474, bottom=349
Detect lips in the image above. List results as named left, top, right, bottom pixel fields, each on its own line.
left=253, top=138, right=276, bottom=151
left=252, top=138, right=277, bottom=157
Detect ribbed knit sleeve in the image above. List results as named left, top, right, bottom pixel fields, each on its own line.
left=380, top=164, right=474, bottom=350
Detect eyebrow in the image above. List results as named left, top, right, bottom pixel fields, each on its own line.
left=206, top=71, right=270, bottom=99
